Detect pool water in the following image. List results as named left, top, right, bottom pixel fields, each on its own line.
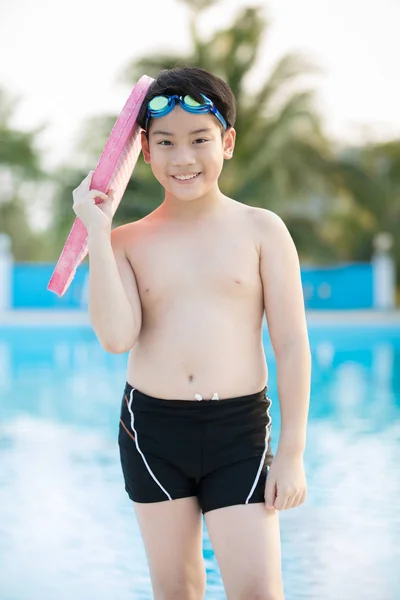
left=0, top=322, right=399, bottom=600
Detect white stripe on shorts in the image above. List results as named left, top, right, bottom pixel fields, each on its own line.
left=245, top=394, right=272, bottom=504
left=127, top=388, right=173, bottom=501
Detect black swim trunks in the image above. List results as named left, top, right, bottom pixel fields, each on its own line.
left=118, top=383, right=274, bottom=514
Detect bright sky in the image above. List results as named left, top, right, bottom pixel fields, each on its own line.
left=1, top=0, right=399, bottom=171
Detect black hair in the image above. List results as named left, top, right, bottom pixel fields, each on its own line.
left=136, top=66, right=236, bottom=135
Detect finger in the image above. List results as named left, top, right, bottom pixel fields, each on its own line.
left=76, top=170, right=95, bottom=189
left=273, top=495, right=284, bottom=510
left=264, top=480, right=277, bottom=509
left=284, top=491, right=304, bottom=510
left=283, top=496, right=294, bottom=510
left=275, top=487, right=293, bottom=510
left=297, top=490, right=307, bottom=506
left=88, top=189, right=109, bottom=202
left=276, top=495, right=291, bottom=511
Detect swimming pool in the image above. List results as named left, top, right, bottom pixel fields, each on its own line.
left=0, top=319, right=399, bottom=600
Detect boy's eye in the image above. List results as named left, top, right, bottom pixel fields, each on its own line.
left=156, top=138, right=209, bottom=146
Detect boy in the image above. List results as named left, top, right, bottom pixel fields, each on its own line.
left=73, top=67, right=311, bottom=600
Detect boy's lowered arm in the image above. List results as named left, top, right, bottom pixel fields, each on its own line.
left=88, top=226, right=142, bottom=354
left=258, top=210, right=311, bottom=457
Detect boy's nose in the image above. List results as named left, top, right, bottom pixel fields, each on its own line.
left=171, top=151, right=196, bottom=167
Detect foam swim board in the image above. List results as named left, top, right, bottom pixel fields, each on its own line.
left=47, top=74, right=154, bottom=297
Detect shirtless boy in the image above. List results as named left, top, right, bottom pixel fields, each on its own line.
left=73, top=67, right=311, bottom=600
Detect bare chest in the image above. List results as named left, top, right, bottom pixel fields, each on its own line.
left=128, top=227, right=262, bottom=304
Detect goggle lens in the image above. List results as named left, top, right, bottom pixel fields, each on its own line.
left=183, top=95, right=202, bottom=107
left=148, top=96, right=170, bottom=111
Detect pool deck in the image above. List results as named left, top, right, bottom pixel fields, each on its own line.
left=1, top=309, right=400, bottom=327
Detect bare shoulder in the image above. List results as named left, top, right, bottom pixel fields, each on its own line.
left=110, top=213, right=153, bottom=250
left=232, top=203, right=293, bottom=253
left=246, top=206, right=289, bottom=235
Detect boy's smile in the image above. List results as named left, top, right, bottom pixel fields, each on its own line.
left=171, top=172, right=202, bottom=184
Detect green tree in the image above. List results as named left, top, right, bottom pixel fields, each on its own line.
left=332, top=140, right=400, bottom=275
left=0, top=87, right=51, bottom=260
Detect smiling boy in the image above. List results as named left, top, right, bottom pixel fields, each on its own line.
left=74, top=66, right=311, bottom=600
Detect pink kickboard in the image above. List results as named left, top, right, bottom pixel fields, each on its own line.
left=47, top=74, right=154, bottom=297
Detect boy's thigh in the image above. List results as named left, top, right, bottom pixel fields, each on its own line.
left=133, top=496, right=206, bottom=599
left=204, top=503, right=284, bottom=600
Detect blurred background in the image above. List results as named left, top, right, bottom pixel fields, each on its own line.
left=0, top=0, right=399, bottom=599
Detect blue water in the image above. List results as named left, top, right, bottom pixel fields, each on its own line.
left=0, top=321, right=399, bottom=600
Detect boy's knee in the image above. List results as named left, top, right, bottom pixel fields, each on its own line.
left=234, top=587, right=285, bottom=600
left=153, top=571, right=206, bottom=600
left=154, top=586, right=205, bottom=600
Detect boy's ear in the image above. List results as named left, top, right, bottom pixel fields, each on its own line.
left=223, top=127, right=236, bottom=160
left=141, top=130, right=151, bottom=164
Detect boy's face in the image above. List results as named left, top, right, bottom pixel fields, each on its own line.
left=141, top=105, right=235, bottom=201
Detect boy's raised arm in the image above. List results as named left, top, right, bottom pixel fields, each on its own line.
left=72, top=170, right=142, bottom=354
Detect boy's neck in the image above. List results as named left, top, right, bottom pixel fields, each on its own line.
left=160, top=186, right=227, bottom=221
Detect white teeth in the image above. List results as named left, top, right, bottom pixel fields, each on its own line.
left=174, top=173, right=199, bottom=181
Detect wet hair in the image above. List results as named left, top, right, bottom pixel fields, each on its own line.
left=136, top=66, right=236, bottom=135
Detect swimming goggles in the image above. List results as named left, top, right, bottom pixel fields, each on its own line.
left=145, top=93, right=227, bottom=131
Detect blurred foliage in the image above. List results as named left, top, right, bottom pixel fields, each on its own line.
left=338, top=141, right=400, bottom=269
left=0, top=88, right=53, bottom=260
left=1, top=0, right=400, bottom=288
